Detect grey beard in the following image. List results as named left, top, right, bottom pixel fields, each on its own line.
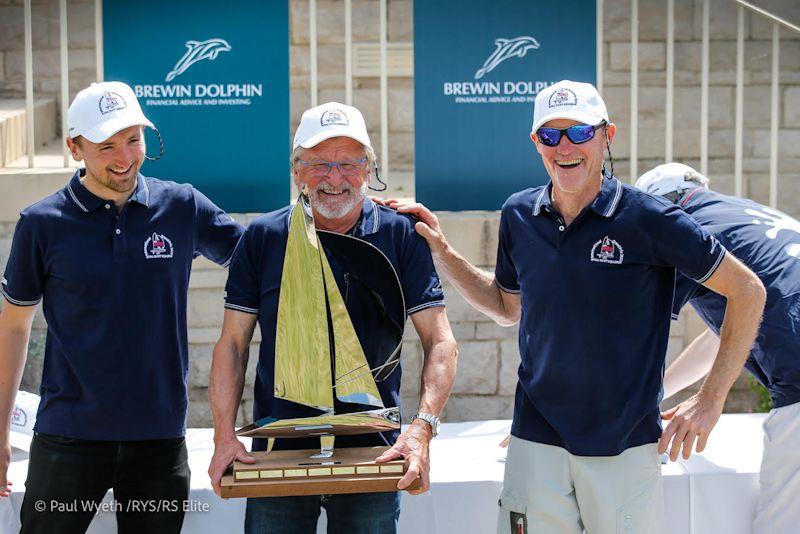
left=311, top=182, right=367, bottom=219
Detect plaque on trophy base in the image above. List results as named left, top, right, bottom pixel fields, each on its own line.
left=220, top=446, right=420, bottom=498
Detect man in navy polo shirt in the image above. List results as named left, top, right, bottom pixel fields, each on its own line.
left=636, top=162, right=800, bottom=534
left=0, top=81, right=243, bottom=533
left=388, top=80, right=765, bottom=533
left=207, top=102, right=457, bottom=533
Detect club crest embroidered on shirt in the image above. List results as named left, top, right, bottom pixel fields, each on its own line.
left=144, top=232, right=174, bottom=259
left=590, top=236, right=624, bottom=264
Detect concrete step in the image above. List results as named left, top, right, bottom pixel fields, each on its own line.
left=0, top=98, right=58, bottom=167
left=0, top=137, right=79, bottom=222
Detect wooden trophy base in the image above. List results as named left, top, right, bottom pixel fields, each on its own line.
left=220, top=446, right=420, bottom=498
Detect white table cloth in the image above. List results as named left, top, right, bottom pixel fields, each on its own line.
left=1, top=415, right=765, bottom=533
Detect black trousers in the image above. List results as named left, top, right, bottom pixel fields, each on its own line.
left=20, top=432, right=190, bottom=534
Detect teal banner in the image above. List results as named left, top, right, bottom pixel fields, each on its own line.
left=103, top=1, right=289, bottom=213
left=414, top=0, right=597, bottom=211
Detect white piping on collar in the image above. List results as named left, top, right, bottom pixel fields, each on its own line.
left=66, top=182, right=89, bottom=213
left=139, top=176, right=151, bottom=207
left=533, top=187, right=547, bottom=215
left=604, top=178, right=623, bottom=217
left=368, top=198, right=379, bottom=234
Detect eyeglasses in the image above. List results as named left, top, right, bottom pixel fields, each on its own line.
left=535, top=122, right=606, bottom=147
left=296, top=157, right=367, bottom=177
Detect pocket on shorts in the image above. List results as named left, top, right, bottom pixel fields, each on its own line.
left=498, top=492, right=528, bottom=534
left=615, top=473, right=663, bottom=534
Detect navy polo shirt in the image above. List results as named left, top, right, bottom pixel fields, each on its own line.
left=495, top=175, right=726, bottom=456
left=224, top=198, right=445, bottom=452
left=671, top=188, right=800, bottom=408
left=1, top=170, right=243, bottom=440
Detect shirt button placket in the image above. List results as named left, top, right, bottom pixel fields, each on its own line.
left=113, top=210, right=126, bottom=261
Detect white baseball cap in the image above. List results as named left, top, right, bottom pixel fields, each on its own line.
left=293, top=102, right=372, bottom=151
left=9, top=390, right=39, bottom=452
left=531, top=80, right=609, bottom=135
left=635, top=162, right=708, bottom=197
left=67, top=81, right=154, bottom=143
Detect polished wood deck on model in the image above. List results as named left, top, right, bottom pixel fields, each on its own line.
left=221, top=446, right=420, bottom=498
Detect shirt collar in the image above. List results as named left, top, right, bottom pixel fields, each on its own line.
left=356, top=197, right=380, bottom=236
left=531, top=184, right=553, bottom=216
left=65, top=169, right=150, bottom=213
left=532, top=174, right=623, bottom=218
left=129, top=174, right=150, bottom=207
left=589, top=175, right=624, bottom=218
left=287, top=197, right=381, bottom=236
left=679, top=187, right=703, bottom=208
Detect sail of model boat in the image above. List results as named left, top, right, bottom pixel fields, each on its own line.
left=273, top=196, right=383, bottom=411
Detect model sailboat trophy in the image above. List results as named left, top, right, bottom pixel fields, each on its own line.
left=221, top=191, right=419, bottom=498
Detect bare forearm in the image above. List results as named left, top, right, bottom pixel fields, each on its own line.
left=416, top=338, right=458, bottom=417
left=433, top=245, right=517, bottom=326
left=663, top=328, right=720, bottom=400
left=209, top=339, right=248, bottom=442
left=699, top=282, right=765, bottom=404
left=0, top=323, right=31, bottom=444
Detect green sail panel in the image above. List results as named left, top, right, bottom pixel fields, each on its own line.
left=273, top=202, right=334, bottom=411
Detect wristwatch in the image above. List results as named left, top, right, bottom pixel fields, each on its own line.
left=410, top=412, right=440, bottom=437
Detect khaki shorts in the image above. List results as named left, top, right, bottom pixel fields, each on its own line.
left=753, top=400, right=800, bottom=534
left=497, top=436, right=664, bottom=534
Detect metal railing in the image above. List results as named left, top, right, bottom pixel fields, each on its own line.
left=23, top=0, right=33, bottom=168
left=620, top=0, right=800, bottom=208
left=21, top=0, right=75, bottom=168
left=307, top=0, right=391, bottom=177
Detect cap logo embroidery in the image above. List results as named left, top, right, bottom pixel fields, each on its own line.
left=11, top=406, right=27, bottom=428
left=548, top=87, right=577, bottom=108
left=320, top=109, right=349, bottom=127
left=98, top=91, right=127, bottom=115
left=590, top=236, right=624, bottom=264
left=144, top=232, right=174, bottom=259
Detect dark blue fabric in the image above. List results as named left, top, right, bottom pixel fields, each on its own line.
left=671, top=188, right=800, bottom=408
left=244, top=491, right=400, bottom=534
left=495, top=176, right=726, bottom=456
left=1, top=170, right=243, bottom=440
left=224, top=198, right=444, bottom=452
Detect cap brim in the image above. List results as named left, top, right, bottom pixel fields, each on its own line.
left=531, top=111, right=608, bottom=135
left=296, top=128, right=372, bottom=151
left=80, top=116, right=156, bottom=143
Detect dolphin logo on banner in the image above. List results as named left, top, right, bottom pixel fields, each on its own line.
left=165, top=38, right=232, bottom=82
left=474, top=36, right=540, bottom=80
